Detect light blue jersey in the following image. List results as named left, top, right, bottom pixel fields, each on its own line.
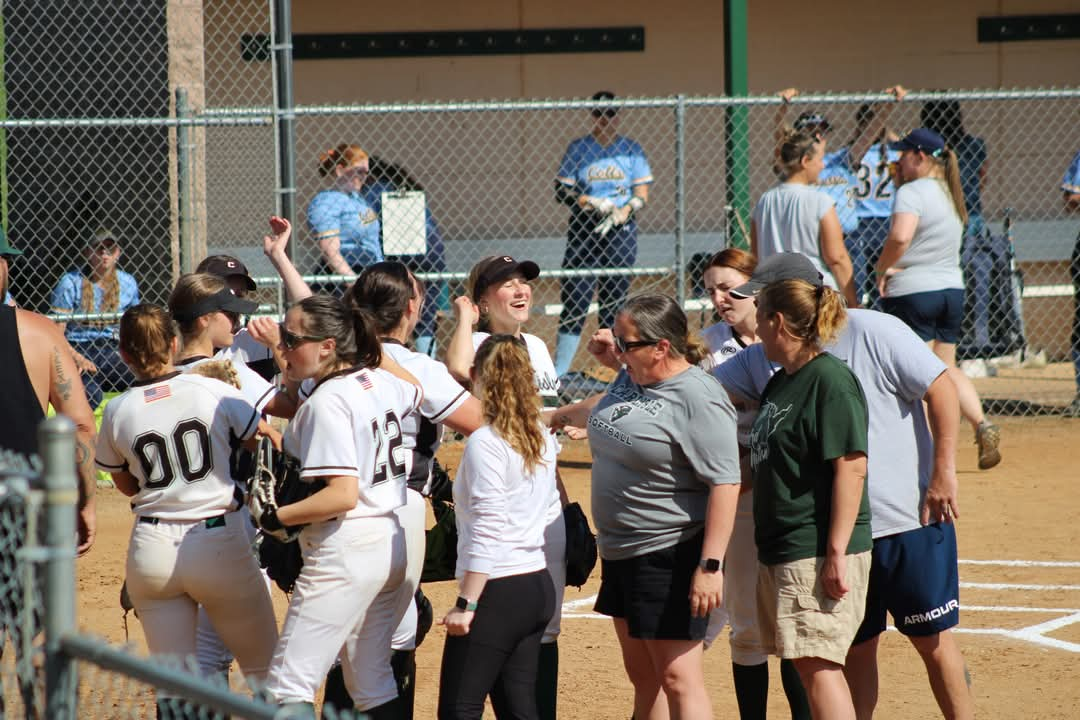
left=306, top=189, right=383, bottom=268
left=1062, top=150, right=1080, bottom=194
left=556, top=135, right=653, bottom=207
left=51, top=269, right=140, bottom=342
left=854, top=143, right=900, bottom=218
left=816, top=148, right=858, bottom=233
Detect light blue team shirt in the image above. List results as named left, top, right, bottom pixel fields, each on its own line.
left=815, top=148, right=858, bottom=233
left=853, top=143, right=900, bottom=219
left=306, top=189, right=384, bottom=268
left=556, top=135, right=653, bottom=207
left=1062, top=150, right=1080, bottom=194
left=713, top=308, right=946, bottom=538
left=51, top=269, right=140, bottom=342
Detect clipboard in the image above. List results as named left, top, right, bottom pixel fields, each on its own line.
left=381, top=190, right=427, bottom=256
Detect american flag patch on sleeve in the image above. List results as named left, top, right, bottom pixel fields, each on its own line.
left=143, top=385, right=172, bottom=403
left=357, top=371, right=373, bottom=390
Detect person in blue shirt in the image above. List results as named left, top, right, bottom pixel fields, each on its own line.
left=848, top=105, right=902, bottom=306
left=921, top=100, right=989, bottom=239
left=775, top=86, right=907, bottom=306
left=553, top=91, right=653, bottom=378
left=50, top=228, right=140, bottom=409
left=1062, top=149, right=1080, bottom=417
left=307, top=144, right=384, bottom=284
left=362, top=156, right=448, bottom=357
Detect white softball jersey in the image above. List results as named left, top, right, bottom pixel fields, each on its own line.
left=96, top=372, right=260, bottom=520
left=284, top=366, right=421, bottom=519
left=177, top=354, right=278, bottom=414
left=471, top=331, right=560, bottom=407
left=380, top=340, right=469, bottom=490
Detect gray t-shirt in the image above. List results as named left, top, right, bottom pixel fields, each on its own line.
left=589, top=365, right=741, bottom=560
left=712, top=309, right=946, bottom=538
left=752, top=182, right=838, bottom=290
left=886, top=177, right=965, bottom=296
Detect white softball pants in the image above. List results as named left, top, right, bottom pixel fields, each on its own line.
left=264, top=513, right=413, bottom=710
left=704, top=490, right=769, bottom=665
left=542, top=507, right=567, bottom=644
left=390, top=489, right=427, bottom=651
left=125, top=511, right=278, bottom=686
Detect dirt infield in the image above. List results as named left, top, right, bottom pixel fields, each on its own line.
left=74, top=416, right=1080, bottom=718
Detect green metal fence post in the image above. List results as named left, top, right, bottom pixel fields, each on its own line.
left=272, top=0, right=297, bottom=247
left=674, top=94, right=687, bottom=307
left=176, top=87, right=193, bottom=274
left=724, top=0, right=751, bottom=249
left=41, top=416, right=78, bottom=719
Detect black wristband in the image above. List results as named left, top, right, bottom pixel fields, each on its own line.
left=261, top=507, right=284, bottom=531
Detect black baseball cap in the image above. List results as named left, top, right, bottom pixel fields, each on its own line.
left=471, top=255, right=540, bottom=302
left=731, top=253, right=824, bottom=298
left=793, top=111, right=831, bottom=132
left=889, top=128, right=945, bottom=156
left=197, top=255, right=258, bottom=292
left=171, top=286, right=258, bottom=322
left=591, top=91, right=618, bottom=118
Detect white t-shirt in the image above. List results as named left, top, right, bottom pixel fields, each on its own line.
left=752, top=182, right=838, bottom=290
left=381, top=340, right=470, bottom=492
left=886, top=177, right=965, bottom=296
left=176, top=355, right=278, bottom=415
left=454, top=424, right=558, bottom=579
left=284, top=366, right=421, bottom=519
left=96, top=372, right=259, bottom=520
left=472, top=331, right=560, bottom=407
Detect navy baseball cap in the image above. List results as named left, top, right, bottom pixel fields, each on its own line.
left=0, top=226, right=22, bottom=257
left=591, top=91, right=618, bottom=118
left=471, top=255, right=540, bottom=302
left=731, top=253, right=823, bottom=298
left=793, top=111, right=830, bottom=131
left=890, top=128, right=946, bottom=155
left=197, top=255, right=258, bottom=292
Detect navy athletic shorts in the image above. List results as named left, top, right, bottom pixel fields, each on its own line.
left=881, top=288, right=964, bottom=343
left=853, top=522, right=960, bottom=644
left=594, top=531, right=707, bottom=641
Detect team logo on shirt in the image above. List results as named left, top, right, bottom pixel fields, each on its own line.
left=586, top=165, right=626, bottom=182
left=720, top=345, right=738, bottom=356
left=358, top=208, right=378, bottom=225
left=748, top=400, right=792, bottom=469
left=607, top=384, right=663, bottom=416
left=610, top=404, right=632, bottom=422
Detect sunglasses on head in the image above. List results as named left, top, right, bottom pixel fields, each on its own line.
left=613, top=335, right=658, bottom=353
left=279, top=322, right=328, bottom=350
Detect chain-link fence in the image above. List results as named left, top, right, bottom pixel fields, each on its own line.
left=3, top=417, right=360, bottom=720
left=0, top=2, right=1077, bottom=415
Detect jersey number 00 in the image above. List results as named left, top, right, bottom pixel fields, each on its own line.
left=133, top=419, right=213, bottom=490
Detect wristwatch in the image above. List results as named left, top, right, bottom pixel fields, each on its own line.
left=455, top=595, right=478, bottom=612
left=699, top=557, right=721, bottom=573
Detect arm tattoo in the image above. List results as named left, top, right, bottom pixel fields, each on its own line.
left=75, top=437, right=95, bottom=506
left=52, top=347, right=73, bottom=402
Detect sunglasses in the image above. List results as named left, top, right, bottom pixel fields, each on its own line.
left=613, top=335, right=658, bottom=353
left=279, top=323, right=328, bottom=350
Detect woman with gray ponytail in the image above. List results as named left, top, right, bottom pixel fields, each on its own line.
left=749, top=278, right=872, bottom=720
left=875, top=128, right=1002, bottom=470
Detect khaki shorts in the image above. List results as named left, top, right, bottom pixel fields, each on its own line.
left=756, top=551, right=872, bottom=666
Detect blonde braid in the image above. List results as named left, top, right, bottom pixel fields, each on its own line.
left=474, top=337, right=547, bottom=474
